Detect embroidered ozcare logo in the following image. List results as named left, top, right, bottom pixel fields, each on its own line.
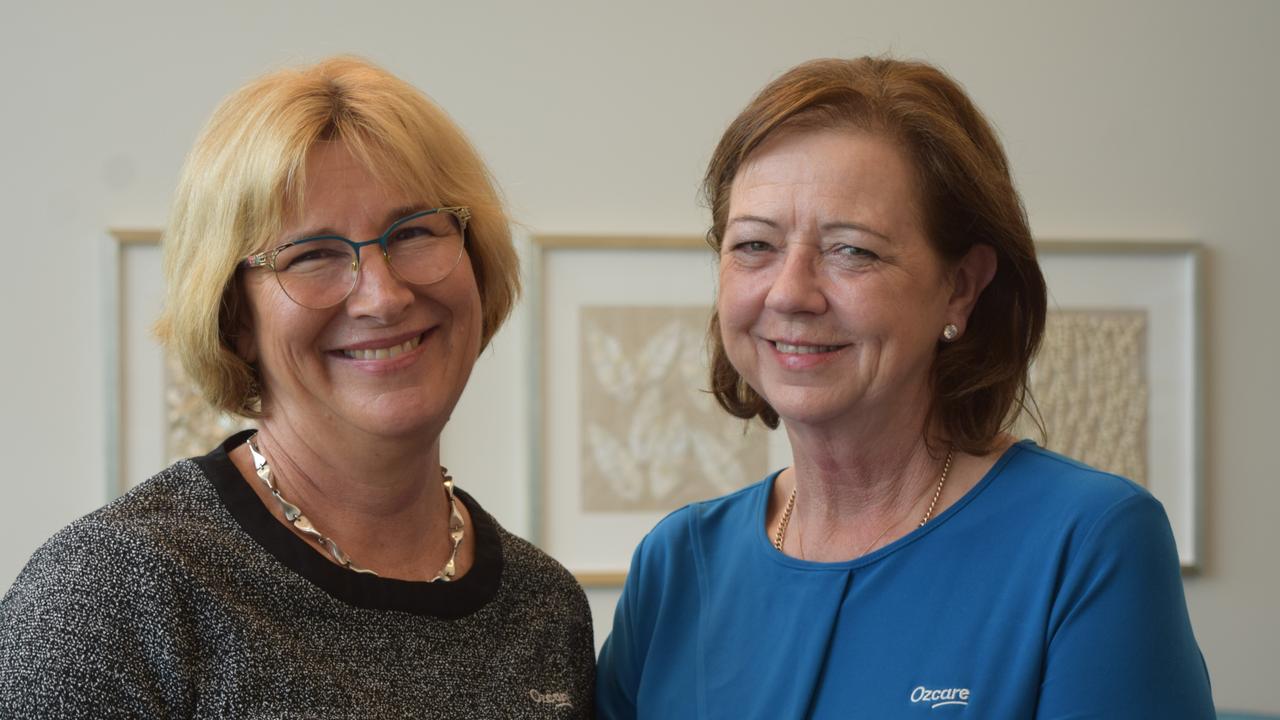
left=910, top=685, right=970, bottom=708
left=528, top=689, right=574, bottom=709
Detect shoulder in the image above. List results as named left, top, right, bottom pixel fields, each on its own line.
left=11, top=460, right=212, bottom=582
left=991, top=442, right=1182, bottom=591
left=621, top=474, right=773, bottom=589
left=993, top=441, right=1159, bottom=525
left=641, top=475, right=772, bottom=551
left=497, top=527, right=590, bottom=610
left=0, top=461, right=212, bottom=715
left=2, top=460, right=214, bottom=619
left=478, top=506, right=592, bottom=639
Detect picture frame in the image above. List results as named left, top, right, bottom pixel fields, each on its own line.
left=529, top=235, right=790, bottom=586
left=113, top=232, right=1203, bottom=573
left=106, top=228, right=167, bottom=499
left=1032, top=241, right=1204, bottom=570
left=106, top=228, right=252, bottom=499
left=530, top=236, right=1205, bottom=583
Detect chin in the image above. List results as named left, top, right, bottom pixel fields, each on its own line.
left=360, top=415, right=445, bottom=442
left=341, top=396, right=452, bottom=440
left=762, top=388, right=860, bottom=429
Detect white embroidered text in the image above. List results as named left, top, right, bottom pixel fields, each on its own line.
left=528, top=689, right=574, bottom=709
left=910, top=685, right=970, bottom=708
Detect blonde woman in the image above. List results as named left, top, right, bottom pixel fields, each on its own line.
left=0, top=57, right=594, bottom=718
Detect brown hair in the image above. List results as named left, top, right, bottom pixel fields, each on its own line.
left=704, top=57, right=1046, bottom=453
left=155, top=56, right=520, bottom=417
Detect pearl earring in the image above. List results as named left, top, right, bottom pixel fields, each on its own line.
left=941, top=324, right=960, bottom=342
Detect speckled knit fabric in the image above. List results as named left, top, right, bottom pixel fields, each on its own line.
left=0, top=433, right=595, bottom=719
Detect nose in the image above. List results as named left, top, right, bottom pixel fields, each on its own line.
left=763, top=243, right=828, bottom=315
left=345, top=244, right=414, bottom=320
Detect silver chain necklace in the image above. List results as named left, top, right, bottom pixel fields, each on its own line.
left=245, top=432, right=464, bottom=581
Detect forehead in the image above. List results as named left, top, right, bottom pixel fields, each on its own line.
left=283, top=141, right=418, bottom=230
left=729, top=128, right=922, bottom=222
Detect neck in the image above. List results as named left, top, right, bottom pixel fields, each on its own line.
left=259, top=412, right=444, bottom=515
left=780, top=402, right=949, bottom=561
left=235, top=410, right=463, bottom=580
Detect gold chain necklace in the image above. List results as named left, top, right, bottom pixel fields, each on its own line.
left=773, top=449, right=954, bottom=557
left=246, top=432, right=464, bottom=581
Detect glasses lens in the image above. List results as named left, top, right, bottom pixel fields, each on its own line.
left=385, top=210, right=465, bottom=285
left=273, top=238, right=357, bottom=309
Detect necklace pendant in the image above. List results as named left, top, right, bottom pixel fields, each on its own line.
left=291, top=514, right=318, bottom=536
left=276, top=495, right=303, bottom=522
left=326, top=539, right=351, bottom=567
left=246, top=432, right=465, bottom=582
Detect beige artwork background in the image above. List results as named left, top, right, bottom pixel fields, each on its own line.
left=164, top=353, right=253, bottom=463
left=1012, top=309, right=1148, bottom=484
left=579, top=306, right=769, bottom=512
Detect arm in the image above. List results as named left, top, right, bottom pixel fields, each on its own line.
left=1037, top=494, right=1214, bottom=718
left=0, top=523, right=192, bottom=718
left=561, top=583, right=600, bottom=720
left=596, top=538, right=649, bottom=720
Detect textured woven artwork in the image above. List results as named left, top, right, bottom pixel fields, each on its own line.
left=580, top=306, right=769, bottom=511
left=164, top=353, right=253, bottom=463
left=1012, top=309, right=1148, bottom=485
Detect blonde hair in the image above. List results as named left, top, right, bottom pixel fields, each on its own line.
left=155, top=56, right=520, bottom=417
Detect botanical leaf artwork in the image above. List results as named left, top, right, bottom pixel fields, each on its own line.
left=1011, top=309, right=1148, bottom=484
left=580, top=306, right=769, bottom=511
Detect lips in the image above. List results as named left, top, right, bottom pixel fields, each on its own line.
left=770, top=339, right=847, bottom=354
left=772, top=340, right=844, bottom=354
left=336, top=332, right=426, bottom=360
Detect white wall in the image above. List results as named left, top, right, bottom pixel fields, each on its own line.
left=2, top=0, right=1276, bottom=712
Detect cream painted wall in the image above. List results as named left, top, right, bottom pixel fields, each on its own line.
left=2, top=0, right=1276, bottom=712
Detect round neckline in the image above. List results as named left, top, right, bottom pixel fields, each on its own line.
left=755, top=440, right=1032, bottom=570
left=197, top=430, right=503, bottom=618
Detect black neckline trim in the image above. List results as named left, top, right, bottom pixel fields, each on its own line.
left=196, top=430, right=503, bottom=619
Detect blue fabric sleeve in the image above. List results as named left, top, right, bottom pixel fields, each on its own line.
left=1037, top=493, right=1213, bottom=718
left=596, top=534, right=648, bottom=720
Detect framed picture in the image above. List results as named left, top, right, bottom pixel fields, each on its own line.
left=530, top=235, right=789, bottom=585
left=531, top=236, right=1205, bottom=582
left=107, top=229, right=251, bottom=499
left=1025, top=241, right=1204, bottom=570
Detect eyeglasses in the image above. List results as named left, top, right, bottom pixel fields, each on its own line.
left=243, top=206, right=470, bottom=309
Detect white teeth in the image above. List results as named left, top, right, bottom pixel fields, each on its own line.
left=774, top=341, right=840, bottom=354
left=342, top=335, right=422, bottom=360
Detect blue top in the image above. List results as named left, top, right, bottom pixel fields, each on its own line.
left=597, top=441, right=1213, bottom=718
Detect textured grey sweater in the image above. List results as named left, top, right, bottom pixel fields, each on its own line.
left=0, top=433, right=595, bottom=718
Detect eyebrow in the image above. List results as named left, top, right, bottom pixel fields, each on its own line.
left=821, top=221, right=892, bottom=242
left=727, top=215, right=892, bottom=242
left=286, top=204, right=431, bottom=243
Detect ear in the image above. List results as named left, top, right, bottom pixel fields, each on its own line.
left=945, top=244, right=997, bottom=331
left=235, top=325, right=258, bottom=364
left=227, top=282, right=258, bottom=364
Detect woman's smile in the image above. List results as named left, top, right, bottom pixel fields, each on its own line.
left=336, top=331, right=424, bottom=360
left=763, top=336, right=851, bottom=371
left=329, top=328, right=436, bottom=375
